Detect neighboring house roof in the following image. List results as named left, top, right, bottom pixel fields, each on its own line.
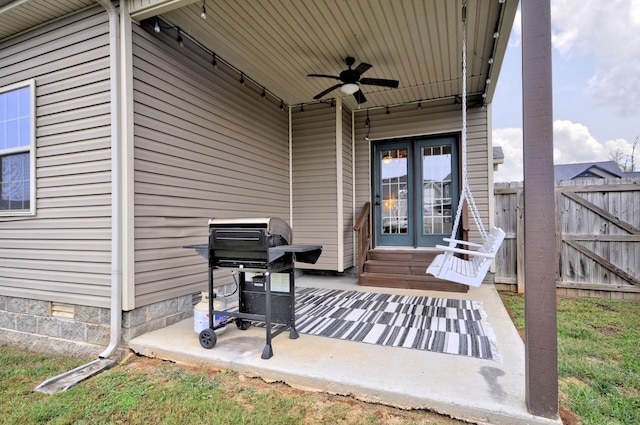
left=553, top=161, right=630, bottom=180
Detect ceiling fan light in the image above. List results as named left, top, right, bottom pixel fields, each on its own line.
left=341, top=83, right=359, bottom=95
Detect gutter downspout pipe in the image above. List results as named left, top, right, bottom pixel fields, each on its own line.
left=33, top=1, right=122, bottom=393
left=96, top=0, right=122, bottom=360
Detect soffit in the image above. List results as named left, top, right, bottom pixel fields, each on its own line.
left=156, top=0, right=518, bottom=110
left=0, top=0, right=518, bottom=111
left=0, top=0, right=96, bottom=40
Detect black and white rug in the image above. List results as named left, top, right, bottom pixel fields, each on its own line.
left=293, top=287, right=500, bottom=361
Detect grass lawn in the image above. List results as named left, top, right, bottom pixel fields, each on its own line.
left=499, top=293, right=640, bottom=425
left=2, top=294, right=638, bottom=424
left=0, top=346, right=466, bottom=425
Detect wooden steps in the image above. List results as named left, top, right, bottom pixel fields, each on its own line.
left=358, top=249, right=469, bottom=293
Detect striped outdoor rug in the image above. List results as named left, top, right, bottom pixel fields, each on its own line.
left=294, top=287, right=500, bottom=361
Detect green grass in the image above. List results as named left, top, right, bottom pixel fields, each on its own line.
left=0, top=346, right=464, bottom=425
left=499, top=293, right=640, bottom=425
left=3, top=295, right=637, bottom=424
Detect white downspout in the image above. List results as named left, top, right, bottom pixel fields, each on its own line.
left=96, top=0, right=122, bottom=359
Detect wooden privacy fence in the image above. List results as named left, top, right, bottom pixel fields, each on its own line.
left=493, top=178, right=639, bottom=299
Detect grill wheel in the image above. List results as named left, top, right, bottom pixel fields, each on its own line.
left=199, top=328, right=217, bottom=349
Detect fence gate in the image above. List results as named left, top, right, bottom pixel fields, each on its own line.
left=494, top=178, right=640, bottom=297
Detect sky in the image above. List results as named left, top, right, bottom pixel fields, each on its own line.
left=491, top=0, right=640, bottom=182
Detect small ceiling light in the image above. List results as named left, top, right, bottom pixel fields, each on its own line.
left=482, top=93, right=487, bottom=99
left=201, top=0, right=207, bottom=19
left=383, top=154, right=393, bottom=164
left=340, top=83, right=359, bottom=95
left=488, top=58, right=494, bottom=65
left=486, top=78, right=491, bottom=85
left=239, top=73, right=245, bottom=86
left=493, top=32, right=499, bottom=38
left=499, top=0, right=505, bottom=4
left=154, top=18, right=160, bottom=33
left=176, top=28, right=184, bottom=47
left=211, top=53, right=217, bottom=68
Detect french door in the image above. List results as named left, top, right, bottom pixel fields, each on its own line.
left=373, top=136, right=459, bottom=247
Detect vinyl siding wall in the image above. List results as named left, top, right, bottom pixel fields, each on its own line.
left=342, top=107, right=354, bottom=269
left=291, top=103, right=338, bottom=270
left=132, top=24, right=289, bottom=307
left=354, top=103, right=491, bottom=245
left=0, top=8, right=112, bottom=308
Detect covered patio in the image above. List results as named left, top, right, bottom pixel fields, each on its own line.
left=1, top=0, right=559, bottom=422
left=130, top=275, right=559, bottom=425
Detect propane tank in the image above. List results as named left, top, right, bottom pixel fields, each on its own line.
left=194, top=291, right=227, bottom=334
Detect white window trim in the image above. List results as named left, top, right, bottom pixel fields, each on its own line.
left=0, top=79, right=36, bottom=216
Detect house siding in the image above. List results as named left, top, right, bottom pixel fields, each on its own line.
left=354, top=103, right=491, bottom=245
left=291, top=103, right=338, bottom=270
left=0, top=7, right=112, bottom=308
left=131, top=24, right=290, bottom=307
left=342, top=107, right=354, bottom=269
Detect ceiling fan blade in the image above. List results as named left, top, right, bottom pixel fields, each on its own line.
left=313, top=83, right=343, bottom=100
left=354, top=62, right=372, bottom=76
left=353, top=90, right=367, bottom=104
left=307, top=73, right=342, bottom=80
left=359, top=77, right=399, bottom=88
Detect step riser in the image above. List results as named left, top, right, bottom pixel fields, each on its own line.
left=364, top=264, right=430, bottom=275
left=359, top=275, right=468, bottom=293
left=369, top=251, right=438, bottom=262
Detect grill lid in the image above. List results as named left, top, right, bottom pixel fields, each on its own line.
left=208, top=217, right=292, bottom=245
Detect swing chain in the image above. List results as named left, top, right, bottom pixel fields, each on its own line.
left=449, top=0, right=488, bottom=244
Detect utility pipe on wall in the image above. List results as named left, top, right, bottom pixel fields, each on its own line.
left=96, top=0, right=122, bottom=360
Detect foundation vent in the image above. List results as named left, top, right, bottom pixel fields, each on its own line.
left=51, top=302, right=74, bottom=319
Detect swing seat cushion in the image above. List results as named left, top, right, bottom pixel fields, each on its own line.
left=426, top=227, right=506, bottom=287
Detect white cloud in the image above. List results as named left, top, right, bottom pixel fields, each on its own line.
left=493, top=127, right=523, bottom=182
left=507, top=9, right=521, bottom=48
left=550, top=0, right=640, bottom=115
left=492, top=120, right=637, bottom=182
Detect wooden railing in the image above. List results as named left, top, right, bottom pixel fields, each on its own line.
left=353, top=202, right=372, bottom=278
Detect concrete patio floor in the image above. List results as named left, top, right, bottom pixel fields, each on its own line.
left=129, top=275, right=561, bottom=425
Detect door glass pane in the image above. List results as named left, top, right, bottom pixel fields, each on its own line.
left=380, top=148, right=408, bottom=234
left=422, top=145, right=452, bottom=235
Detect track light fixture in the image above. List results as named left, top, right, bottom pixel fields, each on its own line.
left=201, top=0, right=207, bottom=19
left=176, top=28, right=184, bottom=47
left=364, top=110, right=371, bottom=140
left=149, top=15, right=287, bottom=112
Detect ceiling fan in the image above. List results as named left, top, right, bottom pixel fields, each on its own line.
left=307, top=56, right=400, bottom=104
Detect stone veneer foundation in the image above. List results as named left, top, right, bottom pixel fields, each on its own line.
left=0, top=294, right=194, bottom=358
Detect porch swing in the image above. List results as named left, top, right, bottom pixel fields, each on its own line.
left=426, top=0, right=505, bottom=287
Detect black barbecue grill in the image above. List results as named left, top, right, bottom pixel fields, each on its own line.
left=186, top=217, right=321, bottom=359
